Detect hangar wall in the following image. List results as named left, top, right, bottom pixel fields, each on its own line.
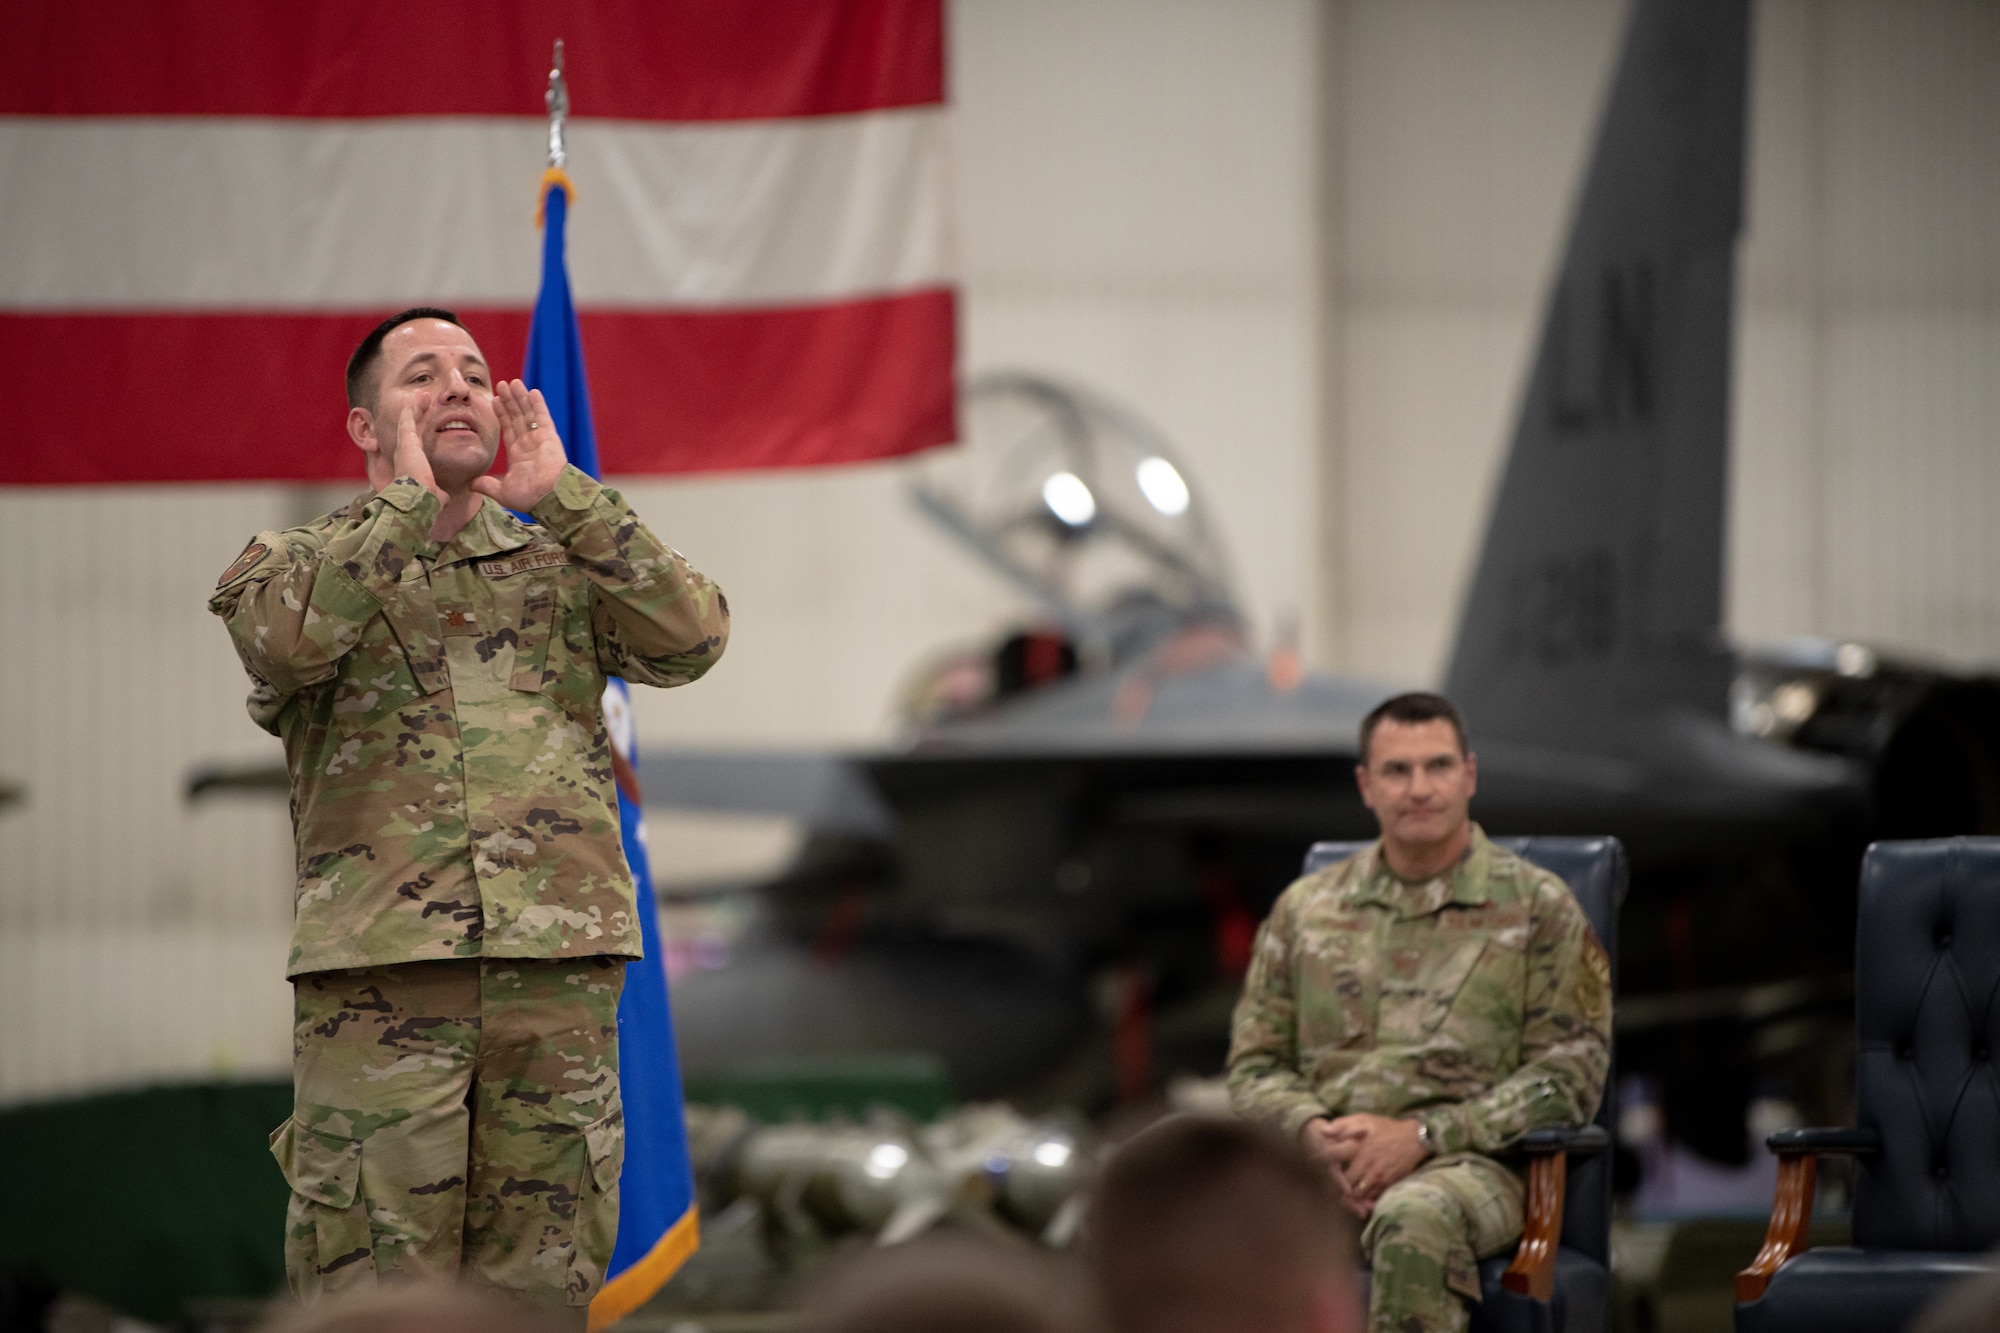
left=1730, top=0, right=2000, bottom=668
left=2, top=0, right=1997, bottom=1102
left=0, top=486, right=307, bottom=1100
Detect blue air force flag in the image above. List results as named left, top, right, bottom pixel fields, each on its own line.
left=525, top=172, right=700, bottom=1329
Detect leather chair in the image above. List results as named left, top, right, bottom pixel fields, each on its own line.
left=1301, top=836, right=1624, bottom=1333
left=1735, top=838, right=2000, bottom=1332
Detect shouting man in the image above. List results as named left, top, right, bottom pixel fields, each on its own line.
left=1226, top=692, right=1610, bottom=1333
left=210, top=309, right=728, bottom=1316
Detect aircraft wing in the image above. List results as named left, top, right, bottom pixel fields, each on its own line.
left=633, top=749, right=894, bottom=838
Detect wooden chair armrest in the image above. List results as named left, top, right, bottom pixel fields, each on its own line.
left=1767, top=1126, right=1879, bottom=1156
left=1735, top=1151, right=1819, bottom=1302
left=1498, top=1125, right=1604, bottom=1301
left=1499, top=1148, right=1566, bottom=1300
left=1734, top=1126, right=1872, bottom=1302
left=1521, top=1123, right=1611, bottom=1157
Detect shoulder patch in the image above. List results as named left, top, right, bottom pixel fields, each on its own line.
left=1579, top=929, right=1613, bottom=1023
left=216, top=541, right=270, bottom=587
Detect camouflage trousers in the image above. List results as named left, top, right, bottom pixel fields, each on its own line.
left=274, top=957, right=626, bottom=1318
left=1360, top=1152, right=1525, bottom=1333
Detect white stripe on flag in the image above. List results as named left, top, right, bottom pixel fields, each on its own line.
left=1, top=107, right=950, bottom=310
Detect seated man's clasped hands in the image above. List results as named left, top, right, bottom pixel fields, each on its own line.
left=1227, top=693, right=1613, bottom=1333
left=1303, top=1111, right=1434, bottom=1218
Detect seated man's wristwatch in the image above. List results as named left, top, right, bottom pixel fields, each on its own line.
left=1415, top=1119, right=1436, bottom=1158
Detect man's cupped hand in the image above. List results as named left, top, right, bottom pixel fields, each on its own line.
left=472, top=380, right=568, bottom=511
left=393, top=401, right=442, bottom=501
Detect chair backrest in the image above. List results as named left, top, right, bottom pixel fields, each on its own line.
left=1301, top=835, right=1625, bottom=1266
left=1853, top=837, right=2000, bottom=1252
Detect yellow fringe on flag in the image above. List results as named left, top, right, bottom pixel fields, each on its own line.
left=586, top=1206, right=701, bottom=1331
left=536, top=167, right=578, bottom=228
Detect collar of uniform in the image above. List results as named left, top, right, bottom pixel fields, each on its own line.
left=1350, top=825, right=1494, bottom=919
left=434, top=496, right=541, bottom=567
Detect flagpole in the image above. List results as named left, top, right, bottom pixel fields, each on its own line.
left=522, top=41, right=703, bottom=1329
left=546, top=39, right=568, bottom=170
left=538, top=41, right=575, bottom=227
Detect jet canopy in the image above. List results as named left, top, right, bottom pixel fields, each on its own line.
left=911, top=372, right=1240, bottom=671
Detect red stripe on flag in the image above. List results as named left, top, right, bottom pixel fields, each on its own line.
left=1, top=0, right=943, bottom=120
left=581, top=295, right=957, bottom=473
left=0, top=292, right=956, bottom=484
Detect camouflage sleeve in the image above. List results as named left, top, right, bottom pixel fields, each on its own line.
left=1225, top=885, right=1328, bottom=1140
left=528, top=466, right=729, bottom=688
left=206, top=478, right=441, bottom=727
left=1418, top=881, right=1612, bottom=1155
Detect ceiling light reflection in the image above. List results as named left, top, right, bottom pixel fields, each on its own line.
left=1136, top=456, right=1190, bottom=515
left=1043, top=471, right=1097, bottom=527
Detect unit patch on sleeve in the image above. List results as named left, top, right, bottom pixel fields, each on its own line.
left=215, top=541, right=270, bottom=587
left=478, top=548, right=572, bottom=579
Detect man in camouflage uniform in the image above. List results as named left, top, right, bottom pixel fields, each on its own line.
left=210, top=309, right=729, bottom=1317
left=1227, top=692, right=1611, bottom=1333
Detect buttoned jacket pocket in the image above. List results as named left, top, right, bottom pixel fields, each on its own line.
left=534, top=578, right=609, bottom=724
left=508, top=579, right=559, bottom=692
left=1378, top=937, right=1488, bottom=1045
left=1296, top=931, right=1378, bottom=1061
left=1437, top=928, right=1527, bottom=1068
left=327, top=619, right=427, bottom=739
left=329, top=573, right=442, bottom=739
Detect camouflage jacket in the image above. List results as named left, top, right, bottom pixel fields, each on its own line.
left=1226, top=827, right=1611, bottom=1156
left=210, top=467, right=728, bottom=977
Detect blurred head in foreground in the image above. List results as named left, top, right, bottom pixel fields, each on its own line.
left=1086, top=1114, right=1363, bottom=1333
left=800, top=1233, right=1076, bottom=1333
left=1909, top=1259, right=2000, bottom=1333
left=258, top=1283, right=563, bottom=1333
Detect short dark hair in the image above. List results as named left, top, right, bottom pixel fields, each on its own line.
left=800, top=1235, right=1069, bottom=1333
left=345, top=306, right=465, bottom=410
left=1358, top=691, right=1468, bottom=765
left=1086, top=1115, right=1357, bottom=1333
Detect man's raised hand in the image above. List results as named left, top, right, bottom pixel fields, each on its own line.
left=394, top=404, right=442, bottom=500
left=474, top=380, right=568, bottom=511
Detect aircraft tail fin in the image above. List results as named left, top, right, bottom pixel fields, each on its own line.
left=1442, top=0, right=1749, bottom=746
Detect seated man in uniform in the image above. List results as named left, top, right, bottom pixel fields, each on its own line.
left=1226, top=692, right=1612, bottom=1333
